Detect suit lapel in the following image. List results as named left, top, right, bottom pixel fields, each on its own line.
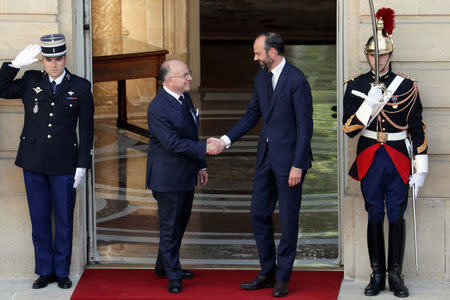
left=267, top=64, right=289, bottom=115
left=161, top=89, right=183, bottom=112
left=161, top=90, right=196, bottom=129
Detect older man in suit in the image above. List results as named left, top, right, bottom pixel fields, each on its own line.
left=210, top=32, right=313, bottom=297
left=146, top=59, right=217, bottom=293
left=0, top=34, right=94, bottom=289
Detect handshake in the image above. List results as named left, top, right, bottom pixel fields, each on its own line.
left=206, top=137, right=226, bottom=155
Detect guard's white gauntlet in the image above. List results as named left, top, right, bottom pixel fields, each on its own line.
left=355, top=85, right=383, bottom=126
left=73, top=168, right=87, bottom=189
left=409, top=154, right=428, bottom=198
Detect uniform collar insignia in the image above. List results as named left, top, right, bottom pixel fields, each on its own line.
left=68, top=91, right=74, bottom=96
left=33, top=87, right=43, bottom=94
left=65, top=73, right=71, bottom=80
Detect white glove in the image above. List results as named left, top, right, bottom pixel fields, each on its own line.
left=9, top=44, right=41, bottom=69
left=367, top=85, right=383, bottom=107
left=409, top=172, right=426, bottom=198
left=73, top=168, right=87, bottom=189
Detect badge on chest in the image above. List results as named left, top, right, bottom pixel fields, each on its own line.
left=33, top=87, right=43, bottom=114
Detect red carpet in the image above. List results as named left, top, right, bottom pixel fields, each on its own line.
left=71, top=269, right=343, bottom=300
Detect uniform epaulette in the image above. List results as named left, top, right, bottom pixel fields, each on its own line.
left=344, top=73, right=363, bottom=85
left=397, top=72, right=416, bottom=82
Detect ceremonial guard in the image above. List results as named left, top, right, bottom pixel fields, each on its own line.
left=0, top=34, right=94, bottom=289
left=342, top=9, right=427, bottom=298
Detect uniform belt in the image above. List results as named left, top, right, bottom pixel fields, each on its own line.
left=361, top=129, right=407, bottom=143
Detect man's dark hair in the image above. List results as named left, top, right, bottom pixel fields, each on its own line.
left=259, top=32, right=284, bottom=55
left=159, top=61, right=171, bottom=83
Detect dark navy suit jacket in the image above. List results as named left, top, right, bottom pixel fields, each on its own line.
left=226, top=61, right=313, bottom=175
left=0, top=63, right=94, bottom=175
left=146, top=88, right=206, bottom=192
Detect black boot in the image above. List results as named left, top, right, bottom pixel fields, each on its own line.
left=364, top=221, right=386, bottom=296
left=388, top=220, right=409, bottom=298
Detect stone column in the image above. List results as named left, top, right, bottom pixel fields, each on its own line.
left=92, top=0, right=123, bottom=56
left=92, top=0, right=123, bottom=115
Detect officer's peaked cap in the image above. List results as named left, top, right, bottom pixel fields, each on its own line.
left=40, top=34, right=66, bottom=57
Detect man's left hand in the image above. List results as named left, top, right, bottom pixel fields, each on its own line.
left=199, top=169, right=208, bottom=186
left=288, top=167, right=303, bottom=187
left=73, top=168, right=87, bottom=189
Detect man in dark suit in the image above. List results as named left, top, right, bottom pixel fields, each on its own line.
left=209, top=32, right=313, bottom=297
left=146, top=59, right=217, bottom=293
left=0, top=34, right=94, bottom=289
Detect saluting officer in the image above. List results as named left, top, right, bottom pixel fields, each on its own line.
left=0, top=34, right=94, bottom=289
left=342, top=8, right=427, bottom=298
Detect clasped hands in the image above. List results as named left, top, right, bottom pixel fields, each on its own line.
left=206, top=137, right=226, bottom=155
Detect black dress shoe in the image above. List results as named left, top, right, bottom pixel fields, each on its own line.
left=56, top=276, right=72, bottom=289
left=168, top=279, right=182, bottom=293
left=155, top=268, right=194, bottom=279
left=240, top=274, right=276, bottom=290
left=32, top=274, right=56, bottom=289
left=273, top=281, right=289, bottom=297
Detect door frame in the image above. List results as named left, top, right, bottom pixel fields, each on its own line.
left=82, top=0, right=347, bottom=267
left=75, top=0, right=101, bottom=264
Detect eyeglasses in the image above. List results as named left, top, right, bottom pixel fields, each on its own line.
left=170, top=71, right=192, bottom=79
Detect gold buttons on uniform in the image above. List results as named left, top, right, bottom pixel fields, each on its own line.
left=51, top=102, right=55, bottom=106
left=48, top=124, right=52, bottom=127
left=47, top=135, right=51, bottom=139
left=49, top=113, right=53, bottom=117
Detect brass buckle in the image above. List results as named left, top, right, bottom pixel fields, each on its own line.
left=377, top=132, right=387, bottom=143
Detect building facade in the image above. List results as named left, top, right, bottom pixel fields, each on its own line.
left=0, top=0, right=448, bottom=283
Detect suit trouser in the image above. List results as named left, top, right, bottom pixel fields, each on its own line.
left=360, top=146, right=409, bottom=223
left=251, top=156, right=306, bottom=282
left=23, top=169, right=75, bottom=278
left=153, top=189, right=194, bottom=280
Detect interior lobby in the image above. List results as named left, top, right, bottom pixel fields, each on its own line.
left=91, top=0, right=339, bottom=269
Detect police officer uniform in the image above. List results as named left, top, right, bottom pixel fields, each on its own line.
left=342, top=8, right=427, bottom=298
left=0, top=34, right=94, bottom=289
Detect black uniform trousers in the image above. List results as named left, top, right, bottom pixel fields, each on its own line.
left=153, top=189, right=194, bottom=280
left=23, top=169, right=75, bottom=278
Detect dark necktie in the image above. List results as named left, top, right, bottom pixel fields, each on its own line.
left=180, top=96, right=195, bottom=124
left=51, top=80, right=57, bottom=94
left=267, top=71, right=273, bottom=102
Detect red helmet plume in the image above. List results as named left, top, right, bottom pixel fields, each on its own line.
left=376, top=8, right=395, bottom=36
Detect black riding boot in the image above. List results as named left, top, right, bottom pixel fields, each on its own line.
left=388, top=220, right=409, bottom=298
left=364, top=221, right=386, bottom=296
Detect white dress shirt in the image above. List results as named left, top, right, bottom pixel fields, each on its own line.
left=49, top=70, right=66, bottom=85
